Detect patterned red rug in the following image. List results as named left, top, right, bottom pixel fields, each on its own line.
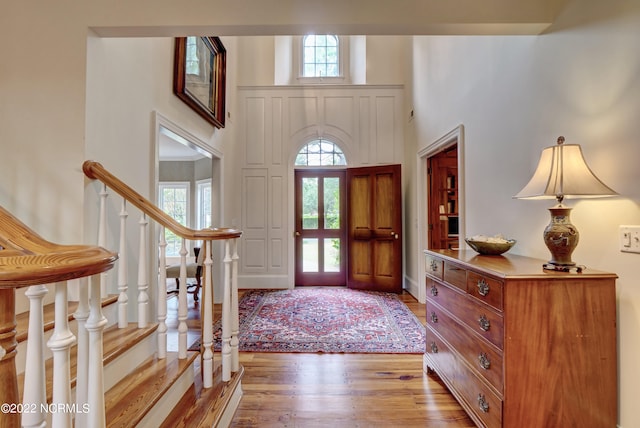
left=195, top=288, right=425, bottom=353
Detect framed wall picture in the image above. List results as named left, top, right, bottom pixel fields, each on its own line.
left=173, top=36, right=226, bottom=128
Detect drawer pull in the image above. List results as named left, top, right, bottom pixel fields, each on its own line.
left=429, top=260, right=439, bottom=272
left=478, top=315, right=491, bottom=331
left=430, top=342, right=438, bottom=353
left=478, top=394, right=490, bottom=413
left=478, top=352, right=491, bottom=370
left=430, top=312, right=438, bottom=323
left=430, top=284, right=438, bottom=296
left=477, top=279, right=490, bottom=296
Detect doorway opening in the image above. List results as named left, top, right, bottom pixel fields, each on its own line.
left=293, top=140, right=403, bottom=292
left=417, top=125, right=465, bottom=301
left=427, top=144, right=459, bottom=250
left=153, top=111, right=224, bottom=297
left=293, top=138, right=347, bottom=286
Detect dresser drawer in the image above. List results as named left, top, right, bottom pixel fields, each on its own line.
left=443, top=260, right=466, bottom=291
left=427, top=300, right=503, bottom=392
left=427, top=279, right=504, bottom=349
left=468, top=271, right=504, bottom=311
left=425, top=254, right=444, bottom=280
left=425, top=327, right=503, bottom=428
left=455, top=363, right=503, bottom=428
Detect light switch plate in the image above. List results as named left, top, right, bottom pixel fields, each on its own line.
left=620, top=225, right=640, bottom=254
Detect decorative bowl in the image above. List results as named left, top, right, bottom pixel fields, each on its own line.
left=465, top=237, right=516, bottom=255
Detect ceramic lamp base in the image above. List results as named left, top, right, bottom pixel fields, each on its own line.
left=543, top=204, right=579, bottom=268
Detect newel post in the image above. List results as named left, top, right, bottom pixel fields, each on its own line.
left=0, top=288, right=20, bottom=428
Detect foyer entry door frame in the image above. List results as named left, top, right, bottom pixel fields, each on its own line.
left=416, top=125, right=465, bottom=303
left=294, top=169, right=347, bottom=286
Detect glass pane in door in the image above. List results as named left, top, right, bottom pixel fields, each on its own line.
left=324, top=238, right=340, bottom=272
left=302, top=177, right=318, bottom=229
left=302, top=238, right=319, bottom=272
left=324, top=177, right=340, bottom=229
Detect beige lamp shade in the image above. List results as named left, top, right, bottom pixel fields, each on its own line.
left=514, top=137, right=618, bottom=201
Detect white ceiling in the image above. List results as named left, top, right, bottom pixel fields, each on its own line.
left=158, top=128, right=209, bottom=161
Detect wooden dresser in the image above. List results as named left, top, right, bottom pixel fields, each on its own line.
left=423, top=249, right=617, bottom=428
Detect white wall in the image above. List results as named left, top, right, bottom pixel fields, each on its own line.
left=365, top=36, right=410, bottom=85
left=407, top=2, right=640, bottom=426
left=0, top=7, right=88, bottom=242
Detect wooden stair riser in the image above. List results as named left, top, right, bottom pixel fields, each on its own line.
left=216, top=383, right=244, bottom=428
left=103, top=331, right=158, bottom=392
left=134, top=363, right=196, bottom=428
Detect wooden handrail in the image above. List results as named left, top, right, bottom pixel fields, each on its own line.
left=0, top=205, right=117, bottom=288
left=82, top=160, right=242, bottom=240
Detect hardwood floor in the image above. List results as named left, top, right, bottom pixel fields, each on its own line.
left=167, top=289, right=475, bottom=427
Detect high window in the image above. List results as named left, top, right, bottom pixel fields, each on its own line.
left=295, top=139, right=346, bottom=166
left=302, top=35, right=340, bottom=78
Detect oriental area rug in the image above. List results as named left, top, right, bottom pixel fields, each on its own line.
left=192, top=287, right=425, bottom=353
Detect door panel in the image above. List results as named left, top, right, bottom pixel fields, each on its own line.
left=295, top=170, right=346, bottom=286
left=347, top=164, right=402, bottom=293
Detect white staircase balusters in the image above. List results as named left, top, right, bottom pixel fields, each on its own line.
left=157, top=228, right=168, bottom=359
left=231, top=238, right=240, bottom=373
left=117, top=199, right=129, bottom=328
left=73, top=277, right=90, bottom=428
left=86, top=274, right=107, bottom=428
left=221, top=239, right=232, bottom=382
left=137, top=213, right=149, bottom=328
left=47, top=281, right=76, bottom=428
left=21, top=284, right=48, bottom=428
left=177, top=239, right=188, bottom=359
left=98, top=183, right=109, bottom=298
left=201, top=241, right=214, bottom=388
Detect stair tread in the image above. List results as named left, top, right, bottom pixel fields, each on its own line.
left=16, top=294, right=119, bottom=343
left=18, top=322, right=158, bottom=403
left=160, top=359, right=244, bottom=428
left=105, top=351, right=199, bottom=428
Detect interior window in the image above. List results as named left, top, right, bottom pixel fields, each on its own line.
left=295, top=139, right=346, bottom=166
left=196, top=179, right=212, bottom=229
left=159, top=182, right=190, bottom=256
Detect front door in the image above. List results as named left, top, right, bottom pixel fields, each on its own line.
left=294, top=170, right=347, bottom=286
left=347, top=164, right=402, bottom=293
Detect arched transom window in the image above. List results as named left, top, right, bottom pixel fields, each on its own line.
left=302, top=35, right=340, bottom=78
left=295, top=139, right=346, bottom=166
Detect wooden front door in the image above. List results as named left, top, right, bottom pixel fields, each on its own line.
left=294, top=170, right=347, bottom=286
left=346, top=164, right=402, bottom=293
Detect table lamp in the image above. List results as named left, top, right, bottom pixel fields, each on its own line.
left=514, top=136, right=618, bottom=271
